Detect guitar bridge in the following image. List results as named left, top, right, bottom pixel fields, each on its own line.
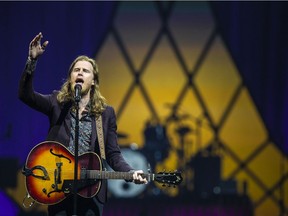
left=62, top=179, right=98, bottom=194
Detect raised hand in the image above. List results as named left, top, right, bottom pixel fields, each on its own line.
left=29, top=32, right=49, bottom=59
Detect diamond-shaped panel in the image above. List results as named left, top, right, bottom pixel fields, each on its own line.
left=235, top=171, right=265, bottom=203
left=97, top=34, right=133, bottom=109
left=221, top=152, right=239, bottom=179
left=115, top=1, right=161, bottom=70
left=248, top=143, right=284, bottom=188
left=254, top=197, right=280, bottom=216
left=170, top=1, right=215, bottom=70
left=181, top=88, right=204, bottom=117
left=220, top=88, right=267, bottom=160
left=142, top=36, right=186, bottom=118
left=194, top=36, right=241, bottom=125
left=117, top=88, right=152, bottom=147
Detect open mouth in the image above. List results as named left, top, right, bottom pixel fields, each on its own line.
left=75, top=78, right=84, bottom=84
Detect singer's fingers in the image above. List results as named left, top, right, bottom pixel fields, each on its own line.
left=36, top=33, right=42, bottom=45
left=43, top=41, right=49, bottom=46
left=34, top=33, right=42, bottom=43
left=30, top=34, right=40, bottom=47
left=30, top=37, right=37, bottom=47
left=36, top=32, right=42, bottom=40
left=42, top=41, right=49, bottom=50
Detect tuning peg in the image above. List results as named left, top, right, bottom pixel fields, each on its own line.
left=147, top=163, right=151, bottom=174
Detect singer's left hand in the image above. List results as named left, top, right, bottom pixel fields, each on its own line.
left=132, top=170, right=148, bottom=184
left=29, top=32, right=49, bottom=59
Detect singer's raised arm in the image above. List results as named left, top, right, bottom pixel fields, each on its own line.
left=18, top=33, right=53, bottom=116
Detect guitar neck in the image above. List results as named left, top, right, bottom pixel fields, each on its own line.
left=82, top=170, right=153, bottom=181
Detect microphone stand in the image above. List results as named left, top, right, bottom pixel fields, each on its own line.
left=73, top=85, right=81, bottom=216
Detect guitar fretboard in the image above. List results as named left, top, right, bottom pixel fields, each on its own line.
left=81, top=170, right=152, bottom=181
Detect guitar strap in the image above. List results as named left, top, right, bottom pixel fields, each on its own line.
left=96, top=115, right=106, bottom=160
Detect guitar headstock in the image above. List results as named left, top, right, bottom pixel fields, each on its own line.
left=154, top=171, right=183, bottom=186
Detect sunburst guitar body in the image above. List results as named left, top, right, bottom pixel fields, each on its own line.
left=23, top=141, right=182, bottom=205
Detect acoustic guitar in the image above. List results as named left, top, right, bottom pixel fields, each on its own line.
left=22, top=141, right=182, bottom=205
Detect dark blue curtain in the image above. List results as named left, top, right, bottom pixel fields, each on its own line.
left=210, top=1, right=288, bottom=155
left=0, top=1, right=116, bottom=163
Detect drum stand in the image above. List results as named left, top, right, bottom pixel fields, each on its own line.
left=174, top=114, right=206, bottom=196
left=175, top=125, right=191, bottom=194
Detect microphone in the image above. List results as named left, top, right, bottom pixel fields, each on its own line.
left=74, top=83, right=82, bottom=102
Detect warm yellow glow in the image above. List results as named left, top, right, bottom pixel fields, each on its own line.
left=220, top=88, right=268, bottom=160
left=96, top=2, right=284, bottom=215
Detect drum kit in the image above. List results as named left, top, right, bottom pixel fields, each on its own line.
left=108, top=147, right=148, bottom=198
left=109, top=105, right=207, bottom=198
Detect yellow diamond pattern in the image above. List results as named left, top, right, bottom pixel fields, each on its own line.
left=143, top=36, right=186, bottom=118
left=115, top=2, right=161, bottom=70
left=95, top=2, right=288, bottom=216
left=97, top=34, right=133, bottom=109
left=170, top=1, right=215, bottom=70
left=220, top=88, right=268, bottom=160
left=195, top=36, right=241, bottom=125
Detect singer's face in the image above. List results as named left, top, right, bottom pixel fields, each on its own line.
left=70, top=60, right=95, bottom=96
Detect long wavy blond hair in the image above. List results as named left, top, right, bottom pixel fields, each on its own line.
left=57, top=55, right=107, bottom=116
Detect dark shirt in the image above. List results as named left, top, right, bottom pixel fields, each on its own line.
left=68, top=108, right=93, bottom=155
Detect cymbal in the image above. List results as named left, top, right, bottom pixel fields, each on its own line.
left=175, top=126, right=192, bottom=135
left=166, top=113, right=191, bottom=122
left=117, top=132, right=128, bottom=139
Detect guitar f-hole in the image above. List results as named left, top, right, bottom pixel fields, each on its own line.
left=50, top=148, right=71, bottom=163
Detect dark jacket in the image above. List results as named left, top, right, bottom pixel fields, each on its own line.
left=18, top=60, right=133, bottom=205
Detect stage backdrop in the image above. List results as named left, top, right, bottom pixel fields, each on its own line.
left=0, top=1, right=287, bottom=216
left=210, top=1, right=288, bottom=156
